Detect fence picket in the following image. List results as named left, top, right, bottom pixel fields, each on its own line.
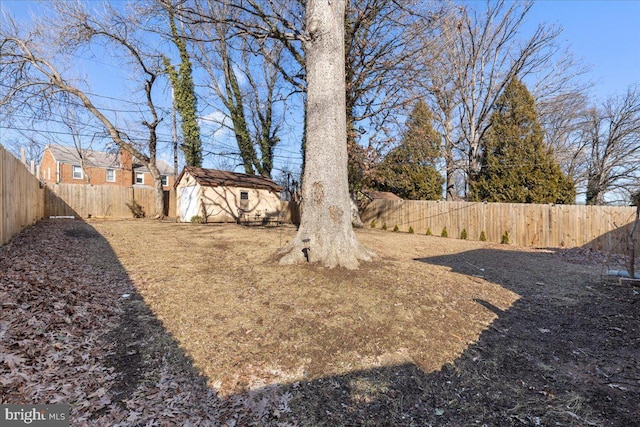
left=1, top=145, right=44, bottom=245
left=362, top=199, right=638, bottom=255
left=2, top=142, right=638, bottom=256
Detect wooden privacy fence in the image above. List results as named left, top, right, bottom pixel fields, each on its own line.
left=3, top=142, right=636, bottom=256
left=362, top=199, right=639, bottom=254
left=45, top=184, right=176, bottom=218
left=0, top=144, right=45, bottom=245
left=45, top=184, right=298, bottom=221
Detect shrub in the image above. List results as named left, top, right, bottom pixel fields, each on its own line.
left=441, top=227, right=448, bottom=238
left=393, top=224, right=399, bottom=232
left=426, top=228, right=432, bottom=236
left=382, top=223, right=387, bottom=230
left=125, top=199, right=145, bottom=218
left=190, top=215, right=205, bottom=224
left=370, top=220, right=376, bottom=228
left=501, top=231, right=510, bottom=244
left=479, top=231, right=487, bottom=241
left=460, top=228, right=468, bottom=239
left=408, top=226, right=414, bottom=234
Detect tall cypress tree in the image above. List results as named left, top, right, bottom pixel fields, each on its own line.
left=374, top=100, right=444, bottom=200
left=164, top=10, right=203, bottom=167
left=469, top=78, right=575, bottom=204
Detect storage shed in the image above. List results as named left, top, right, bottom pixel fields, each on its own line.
left=175, top=167, right=283, bottom=223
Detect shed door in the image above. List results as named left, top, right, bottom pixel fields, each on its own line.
left=179, top=186, right=200, bottom=222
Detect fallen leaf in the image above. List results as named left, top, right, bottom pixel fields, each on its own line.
left=1, top=352, right=27, bottom=369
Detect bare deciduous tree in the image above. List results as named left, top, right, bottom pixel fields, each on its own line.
left=0, top=3, right=169, bottom=216
left=242, top=40, right=285, bottom=178
left=583, top=86, right=640, bottom=205
left=182, top=0, right=287, bottom=177
left=162, top=2, right=203, bottom=168
left=420, top=0, right=573, bottom=198
left=59, top=106, right=102, bottom=184
left=279, top=0, right=375, bottom=268
left=536, top=90, right=590, bottom=193
left=343, top=0, right=444, bottom=193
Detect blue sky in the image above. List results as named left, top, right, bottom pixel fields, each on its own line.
left=527, top=0, right=640, bottom=101
left=1, top=1, right=639, bottom=173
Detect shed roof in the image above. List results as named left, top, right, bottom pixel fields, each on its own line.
left=178, top=166, right=283, bottom=193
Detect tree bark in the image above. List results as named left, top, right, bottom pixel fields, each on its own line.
left=443, top=120, right=456, bottom=201
left=146, top=161, right=165, bottom=218
left=279, top=0, right=374, bottom=269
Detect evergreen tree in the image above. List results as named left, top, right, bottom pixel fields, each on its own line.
left=374, top=100, right=444, bottom=200
left=164, top=10, right=203, bottom=167
left=469, top=78, right=575, bottom=204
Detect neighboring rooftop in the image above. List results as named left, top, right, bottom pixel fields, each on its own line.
left=133, top=160, right=174, bottom=175
left=46, top=144, right=174, bottom=174
left=179, top=166, right=283, bottom=193
left=48, top=144, right=119, bottom=169
left=363, top=190, right=402, bottom=200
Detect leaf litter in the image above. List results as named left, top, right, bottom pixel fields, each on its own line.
left=1, top=218, right=639, bottom=426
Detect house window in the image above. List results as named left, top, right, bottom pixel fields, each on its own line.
left=135, top=172, right=144, bottom=184
left=161, top=175, right=168, bottom=186
left=72, top=165, right=83, bottom=180
left=106, top=169, right=116, bottom=182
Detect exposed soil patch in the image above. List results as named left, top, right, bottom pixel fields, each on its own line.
left=2, top=218, right=638, bottom=426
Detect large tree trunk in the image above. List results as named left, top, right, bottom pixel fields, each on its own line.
left=585, top=173, right=605, bottom=205
left=279, top=0, right=374, bottom=269
left=147, top=162, right=165, bottom=219
left=443, top=120, right=456, bottom=201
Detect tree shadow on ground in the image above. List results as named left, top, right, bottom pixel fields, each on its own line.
left=231, top=247, right=639, bottom=426
left=0, top=218, right=219, bottom=425
left=586, top=218, right=638, bottom=254
left=6, top=219, right=638, bottom=426
left=60, top=220, right=221, bottom=425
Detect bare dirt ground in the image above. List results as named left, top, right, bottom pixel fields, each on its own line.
left=1, top=218, right=638, bottom=426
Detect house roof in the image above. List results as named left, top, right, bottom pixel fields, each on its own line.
left=133, top=160, right=174, bottom=175
left=363, top=190, right=402, bottom=200
left=47, top=144, right=174, bottom=174
left=48, top=144, right=120, bottom=168
left=178, top=166, right=283, bottom=193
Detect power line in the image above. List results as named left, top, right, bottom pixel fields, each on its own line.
left=0, top=125, right=303, bottom=170
left=0, top=82, right=173, bottom=115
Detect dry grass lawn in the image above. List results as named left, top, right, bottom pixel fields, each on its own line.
left=91, top=219, right=521, bottom=395
left=6, top=218, right=636, bottom=425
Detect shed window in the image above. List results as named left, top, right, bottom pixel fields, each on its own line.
left=239, top=191, right=249, bottom=208
left=106, top=169, right=116, bottom=182
left=161, top=175, right=168, bottom=186
left=135, top=172, right=144, bottom=184
left=72, top=165, right=83, bottom=180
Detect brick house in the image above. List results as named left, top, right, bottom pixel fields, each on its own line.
left=39, top=144, right=175, bottom=188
